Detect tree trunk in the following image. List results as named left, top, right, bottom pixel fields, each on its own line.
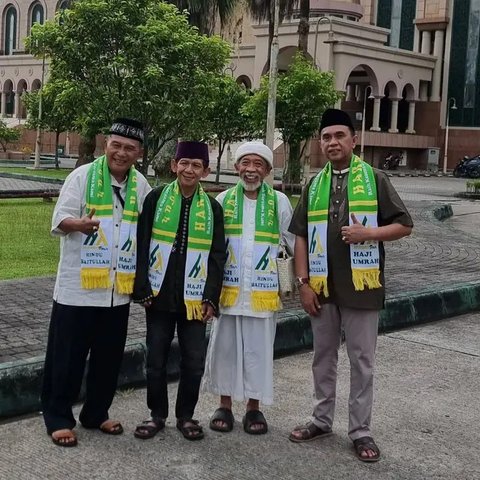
left=297, top=0, right=310, bottom=56
left=285, top=141, right=302, bottom=186
left=54, top=131, right=60, bottom=169
left=215, top=140, right=226, bottom=184
left=75, top=134, right=96, bottom=168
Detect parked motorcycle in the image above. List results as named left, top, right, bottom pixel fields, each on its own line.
left=453, top=155, right=480, bottom=178
left=382, top=152, right=403, bottom=170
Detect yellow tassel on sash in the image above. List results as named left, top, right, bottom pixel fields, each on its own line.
left=309, top=277, right=329, bottom=297
left=185, top=300, right=203, bottom=321
left=115, top=272, right=135, bottom=294
left=352, top=269, right=382, bottom=291
left=80, top=268, right=111, bottom=289
left=251, top=291, right=280, bottom=312
left=220, top=286, right=240, bottom=307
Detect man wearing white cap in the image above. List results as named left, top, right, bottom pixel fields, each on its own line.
left=202, top=141, right=294, bottom=434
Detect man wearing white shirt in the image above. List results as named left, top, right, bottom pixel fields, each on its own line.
left=41, top=118, right=151, bottom=447
left=202, top=142, right=294, bottom=435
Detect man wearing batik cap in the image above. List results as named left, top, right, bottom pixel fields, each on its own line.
left=202, top=141, right=294, bottom=435
left=41, top=118, right=151, bottom=447
left=288, top=109, right=413, bottom=462
left=133, top=141, right=226, bottom=441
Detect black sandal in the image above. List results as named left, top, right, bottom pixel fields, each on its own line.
left=353, top=436, right=381, bottom=462
left=176, top=419, right=204, bottom=441
left=209, top=407, right=235, bottom=432
left=288, top=422, right=333, bottom=443
left=134, top=419, right=165, bottom=440
left=242, top=410, right=268, bottom=435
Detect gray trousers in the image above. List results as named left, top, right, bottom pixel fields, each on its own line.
left=310, top=303, right=379, bottom=441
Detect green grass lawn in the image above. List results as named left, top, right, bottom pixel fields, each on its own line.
left=0, top=199, right=59, bottom=280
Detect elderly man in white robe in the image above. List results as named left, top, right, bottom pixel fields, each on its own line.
left=202, top=142, right=294, bottom=434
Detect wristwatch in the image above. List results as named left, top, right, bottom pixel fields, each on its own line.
left=295, top=277, right=310, bottom=289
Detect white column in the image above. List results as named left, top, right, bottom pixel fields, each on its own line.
left=14, top=92, right=20, bottom=119
left=421, top=30, right=431, bottom=55
left=430, top=29, right=445, bottom=101
left=370, top=97, right=381, bottom=131
left=0, top=92, right=6, bottom=117
left=65, top=131, right=71, bottom=155
left=356, top=85, right=365, bottom=102
left=413, top=26, right=420, bottom=53
left=406, top=101, right=416, bottom=134
left=388, top=98, right=399, bottom=133
left=334, top=94, right=343, bottom=109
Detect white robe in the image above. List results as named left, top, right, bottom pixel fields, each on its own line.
left=201, top=189, right=294, bottom=404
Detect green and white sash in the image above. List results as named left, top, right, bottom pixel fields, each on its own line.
left=81, top=155, right=139, bottom=294
left=148, top=180, right=213, bottom=320
left=307, top=154, right=381, bottom=296
left=220, top=182, right=281, bottom=312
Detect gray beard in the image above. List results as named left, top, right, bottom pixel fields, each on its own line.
left=239, top=178, right=262, bottom=192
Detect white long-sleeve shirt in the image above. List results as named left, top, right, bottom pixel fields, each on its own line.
left=216, top=188, right=295, bottom=318
left=51, top=163, right=151, bottom=307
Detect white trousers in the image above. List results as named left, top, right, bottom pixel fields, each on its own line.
left=202, top=314, right=277, bottom=405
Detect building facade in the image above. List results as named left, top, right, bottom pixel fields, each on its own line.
left=221, top=0, right=478, bottom=171
left=1, top=0, right=478, bottom=169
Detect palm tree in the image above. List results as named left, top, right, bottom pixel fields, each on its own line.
left=246, top=0, right=296, bottom=69
left=172, top=0, right=239, bottom=35
left=297, top=0, right=309, bottom=55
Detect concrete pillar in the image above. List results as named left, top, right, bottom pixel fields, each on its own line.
left=356, top=85, right=365, bottom=102
left=419, top=82, right=429, bottom=101
left=334, top=94, right=344, bottom=109
left=413, top=26, right=420, bottom=53
left=370, top=97, right=381, bottom=131
left=430, top=29, right=445, bottom=101
left=421, top=30, right=431, bottom=55
left=388, top=98, right=399, bottom=133
left=14, top=91, right=20, bottom=119
left=0, top=92, right=6, bottom=117
left=65, top=131, right=71, bottom=156
left=406, top=101, right=416, bottom=134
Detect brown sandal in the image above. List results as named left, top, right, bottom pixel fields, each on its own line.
left=134, top=419, right=165, bottom=439
left=289, top=422, right=332, bottom=443
left=99, top=420, right=124, bottom=435
left=51, top=429, right=78, bottom=447
left=176, top=419, right=204, bottom=441
left=353, top=436, right=381, bottom=462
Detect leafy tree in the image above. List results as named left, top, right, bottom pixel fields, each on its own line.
left=27, top=0, right=231, bottom=171
left=243, top=54, right=341, bottom=184
left=203, top=75, right=258, bottom=183
left=23, top=78, right=77, bottom=168
left=0, top=120, right=21, bottom=152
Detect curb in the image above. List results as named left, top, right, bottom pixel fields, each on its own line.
left=2, top=281, right=480, bottom=419
left=0, top=172, right=64, bottom=185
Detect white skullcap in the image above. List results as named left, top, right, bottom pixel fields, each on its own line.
left=234, top=142, right=273, bottom=168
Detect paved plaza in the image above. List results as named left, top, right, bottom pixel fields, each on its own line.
left=2, top=176, right=480, bottom=362
left=0, top=313, right=479, bottom=480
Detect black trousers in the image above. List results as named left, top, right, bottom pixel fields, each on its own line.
left=41, top=301, right=129, bottom=434
left=146, top=309, right=206, bottom=421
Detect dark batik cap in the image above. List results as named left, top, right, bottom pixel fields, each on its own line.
left=175, top=141, right=210, bottom=167
left=109, top=118, right=144, bottom=144
left=319, top=108, right=355, bottom=133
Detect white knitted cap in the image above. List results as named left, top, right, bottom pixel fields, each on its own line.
left=234, top=142, right=273, bottom=168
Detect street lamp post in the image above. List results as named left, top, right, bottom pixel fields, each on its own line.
left=443, top=97, right=457, bottom=174
left=33, top=51, right=46, bottom=170
left=313, top=16, right=334, bottom=69
left=265, top=0, right=280, bottom=185
left=360, top=86, right=374, bottom=159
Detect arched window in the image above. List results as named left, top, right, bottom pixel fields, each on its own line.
left=31, top=3, right=44, bottom=26
left=4, top=6, right=17, bottom=55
